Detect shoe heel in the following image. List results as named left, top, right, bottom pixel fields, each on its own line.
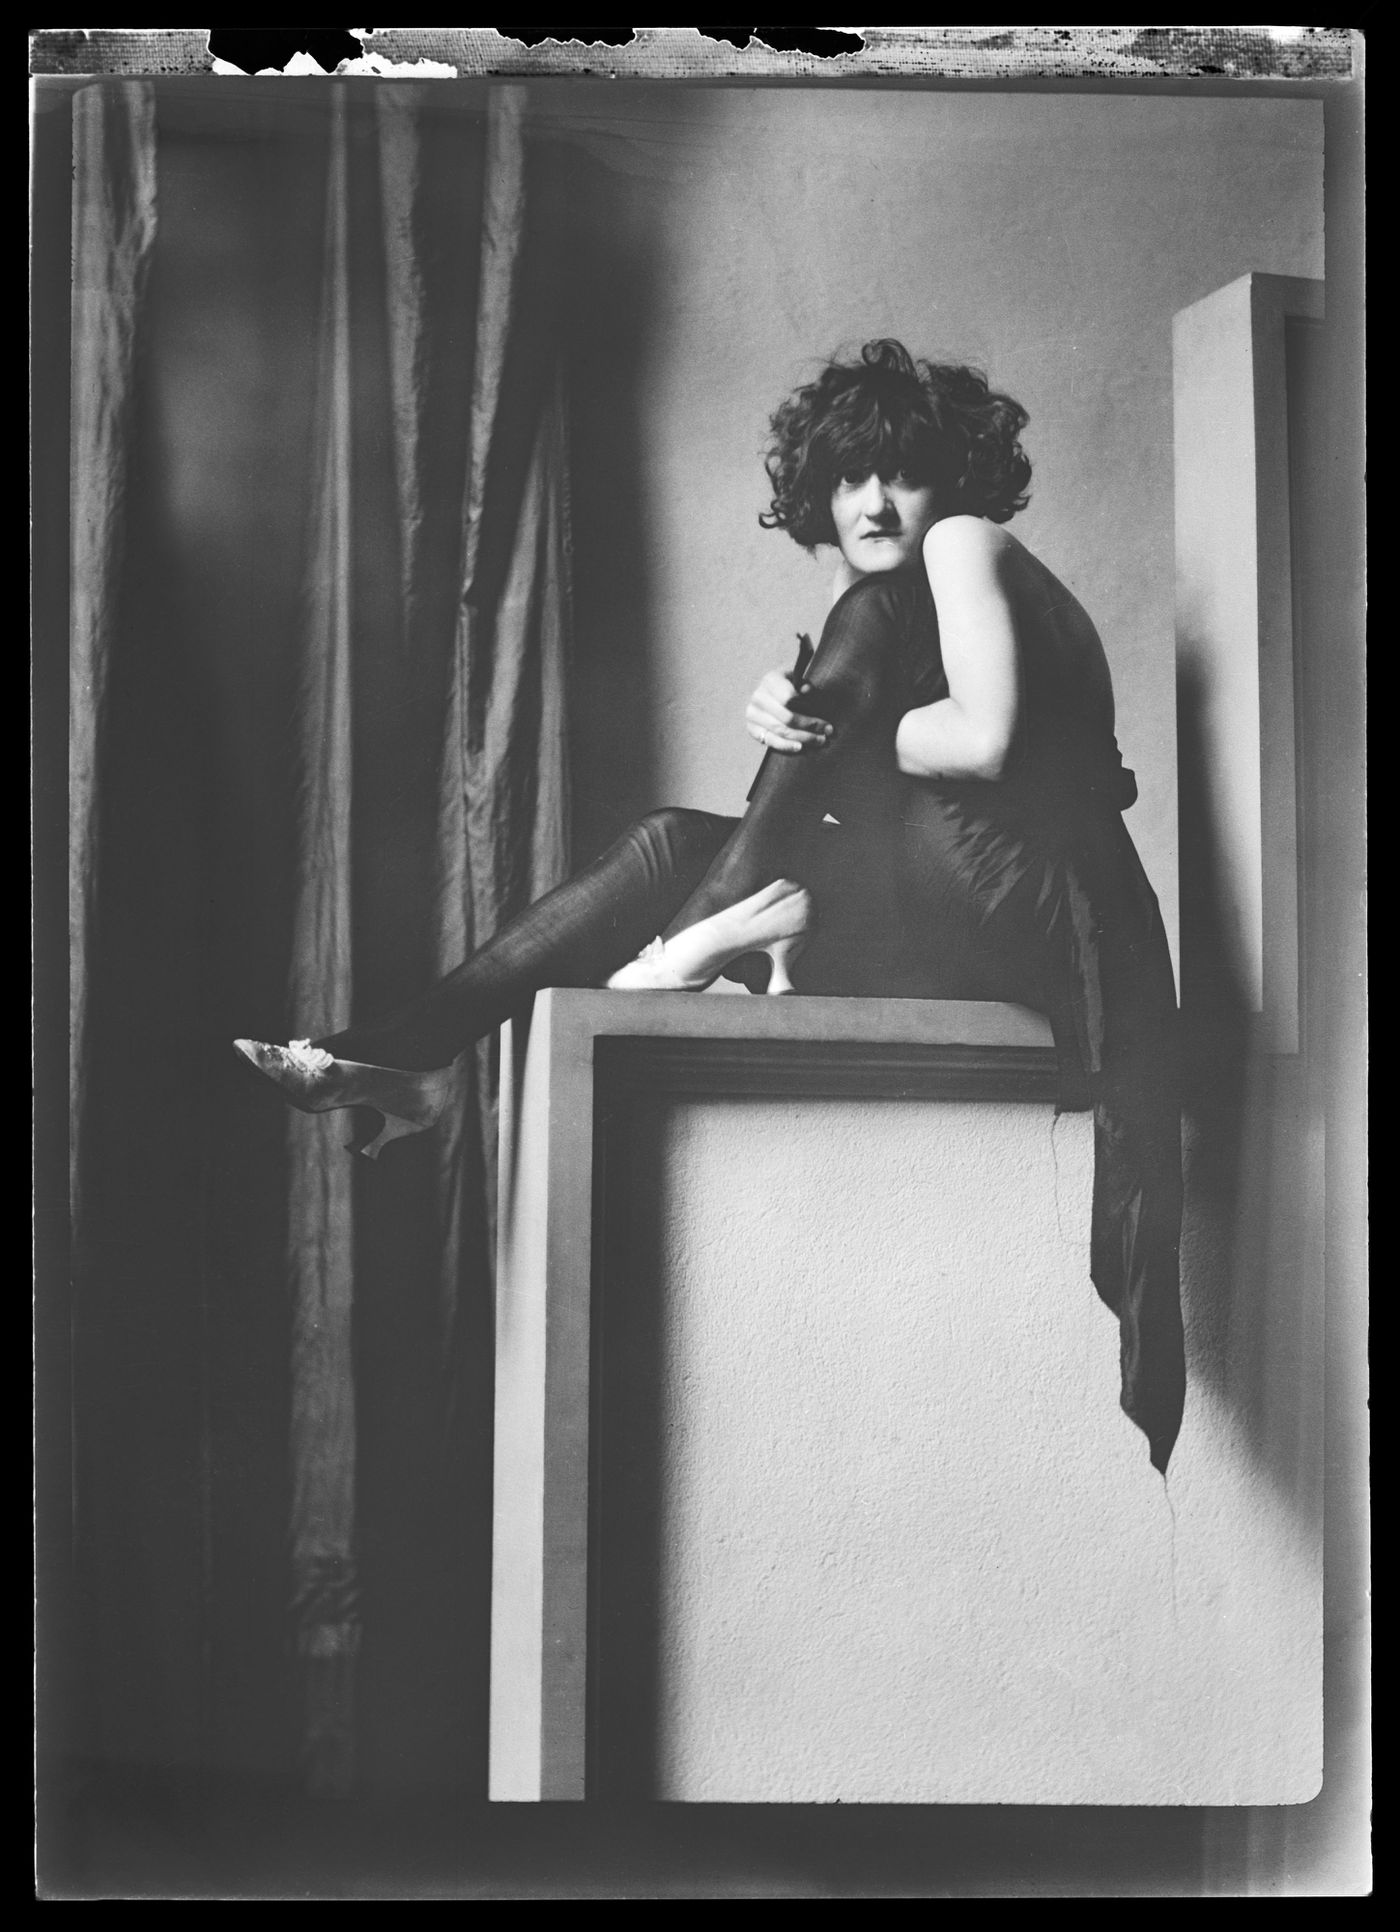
left=764, top=933, right=807, bottom=996
left=346, top=1109, right=425, bottom=1161
left=344, top=1066, right=457, bottom=1159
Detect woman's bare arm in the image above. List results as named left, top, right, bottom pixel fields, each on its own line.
left=894, top=516, right=1021, bottom=782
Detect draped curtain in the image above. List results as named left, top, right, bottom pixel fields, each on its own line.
left=66, top=78, right=570, bottom=1796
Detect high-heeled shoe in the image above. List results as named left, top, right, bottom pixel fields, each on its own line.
left=606, top=879, right=814, bottom=996
left=233, top=1038, right=457, bottom=1161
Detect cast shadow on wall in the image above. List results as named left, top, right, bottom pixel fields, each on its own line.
left=1176, top=654, right=1322, bottom=1535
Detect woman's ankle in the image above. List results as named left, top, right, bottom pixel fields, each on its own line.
left=661, top=873, right=758, bottom=944
left=313, top=1028, right=446, bottom=1073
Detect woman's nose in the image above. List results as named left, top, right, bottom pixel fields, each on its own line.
left=857, top=475, right=893, bottom=515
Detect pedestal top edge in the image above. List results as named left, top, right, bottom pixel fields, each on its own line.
left=529, top=988, right=1055, bottom=1051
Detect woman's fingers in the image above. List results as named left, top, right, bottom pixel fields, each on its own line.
left=746, top=672, right=834, bottom=751
left=746, top=713, right=831, bottom=752
left=785, top=684, right=834, bottom=736
left=747, top=721, right=804, bottom=753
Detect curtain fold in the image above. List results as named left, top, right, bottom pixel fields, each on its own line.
left=285, top=87, right=360, bottom=1798
left=457, top=87, right=573, bottom=1252
left=68, top=80, right=156, bottom=1241
left=460, top=90, right=572, bottom=928
left=376, top=87, right=432, bottom=635
left=283, top=82, right=570, bottom=1793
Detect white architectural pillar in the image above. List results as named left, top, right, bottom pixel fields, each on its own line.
left=1173, top=271, right=1324, bottom=1055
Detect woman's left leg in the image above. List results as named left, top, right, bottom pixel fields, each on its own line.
left=315, top=807, right=735, bottom=1069
left=656, top=578, right=913, bottom=943
left=313, top=581, right=920, bottom=1066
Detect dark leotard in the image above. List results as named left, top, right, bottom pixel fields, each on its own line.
left=792, top=565, right=1185, bottom=1471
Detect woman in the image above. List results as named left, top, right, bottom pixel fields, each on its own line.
left=237, top=339, right=1184, bottom=1470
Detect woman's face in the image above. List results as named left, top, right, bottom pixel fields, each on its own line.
left=830, top=472, right=941, bottom=576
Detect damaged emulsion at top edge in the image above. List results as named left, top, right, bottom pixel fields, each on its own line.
left=203, top=26, right=867, bottom=69
left=38, top=23, right=1351, bottom=77
left=701, top=28, right=865, bottom=56
left=34, top=23, right=1352, bottom=78
left=206, top=28, right=365, bottom=75
left=491, top=29, right=866, bottom=56
left=503, top=30, right=635, bottom=50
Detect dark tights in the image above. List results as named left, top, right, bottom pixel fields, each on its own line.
left=318, top=579, right=911, bottom=1070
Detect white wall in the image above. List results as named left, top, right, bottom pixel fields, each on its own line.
left=623, top=1095, right=1319, bottom=1804
left=549, top=88, right=1324, bottom=974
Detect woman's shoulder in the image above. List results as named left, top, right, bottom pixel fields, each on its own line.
left=922, top=513, right=1018, bottom=573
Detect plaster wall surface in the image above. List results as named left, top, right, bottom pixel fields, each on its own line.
left=551, top=88, right=1324, bottom=979
left=617, top=1094, right=1320, bottom=1805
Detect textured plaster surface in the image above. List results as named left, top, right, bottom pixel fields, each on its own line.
left=630, top=1097, right=1320, bottom=1804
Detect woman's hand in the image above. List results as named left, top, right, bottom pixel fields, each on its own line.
left=745, top=671, right=834, bottom=756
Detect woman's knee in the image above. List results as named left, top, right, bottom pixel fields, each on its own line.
left=807, top=578, right=907, bottom=718
left=629, top=807, right=733, bottom=875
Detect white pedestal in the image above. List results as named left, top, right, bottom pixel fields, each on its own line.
left=489, top=990, right=1321, bottom=1806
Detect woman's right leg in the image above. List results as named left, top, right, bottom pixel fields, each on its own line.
left=656, top=576, right=913, bottom=942
left=316, top=808, right=735, bottom=1069
left=317, top=578, right=919, bottom=1067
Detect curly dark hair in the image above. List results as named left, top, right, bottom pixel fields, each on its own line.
left=760, top=339, right=1032, bottom=548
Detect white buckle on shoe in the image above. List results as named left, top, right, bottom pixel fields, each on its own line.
left=286, top=1039, right=334, bottom=1074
